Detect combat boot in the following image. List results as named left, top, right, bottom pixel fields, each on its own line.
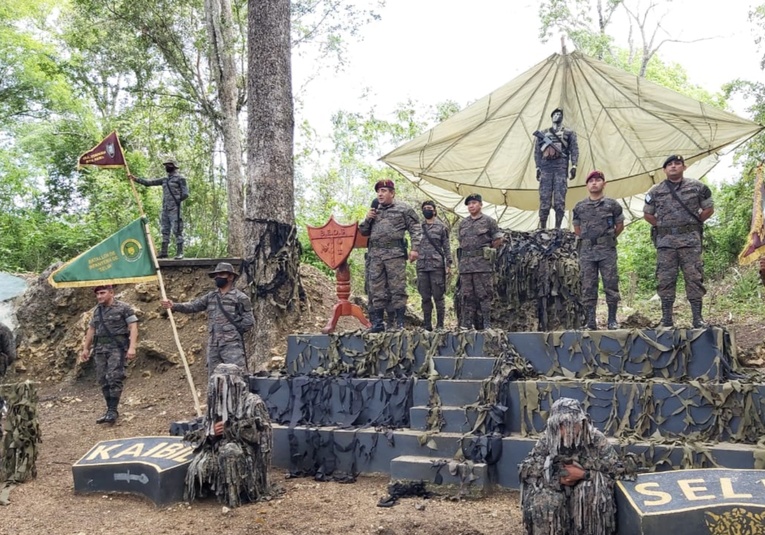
left=96, top=403, right=112, bottom=424
left=660, top=299, right=674, bottom=328
left=103, top=395, right=120, bottom=424
left=422, top=311, right=433, bottom=331
left=157, top=241, right=169, bottom=259
left=585, top=306, right=598, bottom=330
left=368, top=309, right=385, bottom=333
left=394, top=308, right=406, bottom=330
left=554, top=210, right=564, bottom=230
left=479, top=303, right=493, bottom=330
left=690, top=300, right=707, bottom=328
left=607, top=303, right=619, bottom=330
left=539, top=217, right=547, bottom=230
left=435, top=304, right=445, bottom=330
left=175, top=242, right=184, bottom=259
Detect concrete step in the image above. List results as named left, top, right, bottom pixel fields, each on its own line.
left=389, top=455, right=490, bottom=496
left=270, top=424, right=765, bottom=490
left=409, top=405, right=482, bottom=434
left=432, top=356, right=496, bottom=379
left=413, top=379, right=484, bottom=407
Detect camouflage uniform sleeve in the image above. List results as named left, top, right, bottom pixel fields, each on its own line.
left=489, top=217, right=503, bottom=241
left=119, top=301, right=138, bottom=324
left=172, top=292, right=211, bottom=314
left=134, top=177, right=164, bottom=187
left=359, top=217, right=373, bottom=237
left=643, top=185, right=657, bottom=216
left=237, top=291, right=255, bottom=333
left=519, top=435, right=551, bottom=487
left=442, top=223, right=453, bottom=268
left=179, top=175, right=189, bottom=201
left=699, top=182, right=714, bottom=210
left=405, top=205, right=422, bottom=251
left=613, top=200, right=625, bottom=224
left=572, top=202, right=582, bottom=228
left=533, top=133, right=543, bottom=169
left=568, top=129, right=579, bottom=167
left=589, top=431, right=619, bottom=479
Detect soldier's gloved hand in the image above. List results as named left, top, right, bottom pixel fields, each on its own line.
left=535, top=168, right=541, bottom=182
left=569, top=167, right=577, bottom=181
left=127, top=173, right=136, bottom=181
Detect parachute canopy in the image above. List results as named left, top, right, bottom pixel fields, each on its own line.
left=381, top=51, right=763, bottom=229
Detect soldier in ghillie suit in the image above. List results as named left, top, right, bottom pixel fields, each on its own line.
left=359, top=179, right=421, bottom=332
left=534, top=108, right=579, bottom=229
left=572, top=170, right=624, bottom=330
left=162, top=262, right=254, bottom=376
left=417, top=200, right=452, bottom=331
left=519, top=398, right=625, bottom=535
left=80, top=285, right=138, bottom=424
left=644, top=155, right=714, bottom=328
left=0, top=322, right=16, bottom=377
left=184, top=363, right=272, bottom=508
left=456, top=193, right=504, bottom=330
left=129, top=157, right=189, bottom=259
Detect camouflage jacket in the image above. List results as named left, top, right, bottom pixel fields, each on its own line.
left=457, top=214, right=503, bottom=273
left=0, top=322, right=16, bottom=365
left=172, top=288, right=254, bottom=344
left=534, top=126, right=579, bottom=169
left=643, top=177, right=713, bottom=248
left=572, top=196, right=624, bottom=260
left=135, top=172, right=189, bottom=210
left=417, top=219, right=453, bottom=272
left=519, top=427, right=619, bottom=491
left=89, top=300, right=138, bottom=344
left=359, top=201, right=422, bottom=261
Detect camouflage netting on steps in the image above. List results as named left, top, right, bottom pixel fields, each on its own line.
left=0, top=381, right=42, bottom=505
left=495, top=229, right=583, bottom=331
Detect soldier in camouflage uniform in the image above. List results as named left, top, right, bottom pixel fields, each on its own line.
left=534, top=108, right=579, bottom=229
left=573, top=170, right=624, bottom=330
left=457, top=193, right=504, bottom=330
left=644, top=155, right=714, bottom=327
left=80, top=285, right=139, bottom=424
left=162, top=262, right=254, bottom=376
left=0, top=321, right=16, bottom=377
left=417, top=200, right=452, bottom=331
left=359, top=179, right=422, bottom=332
left=129, top=157, right=189, bottom=259
left=519, top=397, right=621, bottom=535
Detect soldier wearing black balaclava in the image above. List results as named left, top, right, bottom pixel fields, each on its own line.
left=534, top=108, right=579, bottom=229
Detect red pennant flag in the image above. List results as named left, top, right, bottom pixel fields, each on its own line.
left=77, top=131, right=126, bottom=170
left=738, top=166, right=765, bottom=266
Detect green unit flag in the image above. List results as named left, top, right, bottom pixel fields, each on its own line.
left=48, top=218, right=157, bottom=288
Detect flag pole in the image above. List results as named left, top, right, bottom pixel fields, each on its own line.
left=139, top=218, right=202, bottom=417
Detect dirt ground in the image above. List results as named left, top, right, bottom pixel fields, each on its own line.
left=2, top=263, right=763, bottom=535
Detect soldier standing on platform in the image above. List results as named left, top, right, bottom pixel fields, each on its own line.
left=161, top=262, right=254, bottom=375
left=80, top=285, right=138, bottom=424
left=644, top=155, right=714, bottom=327
left=359, top=179, right=421, bottom=333
left=457, top=193, right=504, bottom=330
left=417, top=200, right=452, bottom=331
left=534, top=108, right=579, bottom=229
left=572, top=170, right=624, bottom=330
left=129, top=157, right=189, bottom=259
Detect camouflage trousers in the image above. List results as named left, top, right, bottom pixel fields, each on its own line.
left=160, top=206, right=184, bottom=246
left=538, top=166, right=568, bottom=218
left=656, top=245, right=705, bottom=300
left=94, top=345, right=126, bottom=399
left=417, top=270, right=446, bottom=318
left=207, top=338, right=247, bottom=378
left=579, top=250, right=620, bottom=307
left=368, top=256, right=408, bottom=311
left=459, top=272, right=493, bottom=327
left=522, top=484, right=615, bottom=535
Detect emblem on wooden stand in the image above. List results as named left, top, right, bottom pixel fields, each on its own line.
left=307, top=216, right=371, bottom=333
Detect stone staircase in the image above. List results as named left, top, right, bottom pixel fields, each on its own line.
left=248, top=328, right=765, bottom=494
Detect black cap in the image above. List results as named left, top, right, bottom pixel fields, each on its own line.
left=421, top=200, right=436, bottom=209
left=662, top=154, right=685, bottom=168
left=464, top=193, right=482, bottom=205
left=551, top=108, right=563, bottom=118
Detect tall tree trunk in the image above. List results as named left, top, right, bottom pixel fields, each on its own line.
left=246, top=0, right=301, bottom=366
left=205, top=0, right=246, bottom=256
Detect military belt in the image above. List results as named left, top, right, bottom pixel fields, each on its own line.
left=583, top=235, right=616, bottom=246
left=95, top=335, right=128, bottom=345
left=369, top=239, right=405, bottom=249
left=656, top=224, right=699, bottom=237
left=461, top=249, right=485, bottom=258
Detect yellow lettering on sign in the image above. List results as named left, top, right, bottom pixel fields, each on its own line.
left=143, top=442, right=169, bottom=456
left=86, top=443, right=123, bottom=461
left=150, top=444, right=187, bottom=459
left=634, top=482, right=672, bottom=507
left=677, top=479, right=714, bottom=501
left=113, top=443, right=145, bottom=458
left=720, top=478, right=752, bottom=499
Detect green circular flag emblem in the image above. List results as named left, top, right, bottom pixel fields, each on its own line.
left=121, top=239, right=143, bottom=263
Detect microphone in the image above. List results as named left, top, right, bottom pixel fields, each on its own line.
left=371, top=199, right=379, bottom=210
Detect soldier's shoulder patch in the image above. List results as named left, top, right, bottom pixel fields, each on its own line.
left=644, top=193, right=653, bottom=204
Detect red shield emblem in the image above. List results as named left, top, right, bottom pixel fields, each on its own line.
left=307, top=216, right=358, bottom=270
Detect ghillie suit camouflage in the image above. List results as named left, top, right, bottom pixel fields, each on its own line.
left=184, top=364, right=272, bottom=507
left=519, top=397, right=635, bottom=535
left=0, top=381, right=41, bottom=505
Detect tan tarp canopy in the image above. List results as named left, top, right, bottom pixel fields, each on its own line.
left=381, top=51, right=763, bottom=229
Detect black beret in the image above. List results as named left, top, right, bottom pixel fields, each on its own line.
left=551, top=108, right=563, bottom=117
left=464, top=193, right=482, bottom=205
left=662, top=154, right=684, bottom=168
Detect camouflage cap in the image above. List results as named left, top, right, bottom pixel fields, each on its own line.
left=208, top=262, right=239, bottom=279
left=162, top=156, right=179, bottom=167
